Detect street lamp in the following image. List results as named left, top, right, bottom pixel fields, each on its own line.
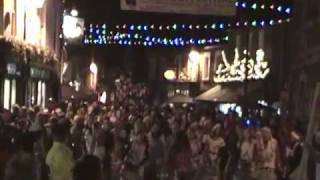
left=70, top=9, right=78, bottom=17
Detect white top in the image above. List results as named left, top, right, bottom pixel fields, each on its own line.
left=241, top=141, right=254, bottom=162
left=262, top=138, right=278, bottom=169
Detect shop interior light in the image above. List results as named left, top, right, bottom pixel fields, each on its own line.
left=90, top=62, right=98, bottom=74
left=189, top=50, right=200, bottom=64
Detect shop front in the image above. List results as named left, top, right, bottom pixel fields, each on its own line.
left=0, top=61, right=24, bottom=110
left=26, top=66, right=51, bottom=108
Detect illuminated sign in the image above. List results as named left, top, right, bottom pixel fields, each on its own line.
left=214, top=48, right=270, bottom=83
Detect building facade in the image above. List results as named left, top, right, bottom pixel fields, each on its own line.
left=285, top=0, right=320, bottom=121
left=0, top=0, right=63, bottom=109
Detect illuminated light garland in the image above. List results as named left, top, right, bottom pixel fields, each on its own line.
left=84, top=17, right=290, bottom=47
left=235, top=1, right=292, bottom=15
left=89, top=17, right=291, bottom=35
left=83, top=31, right=229, bottom=47
left=214, top=48, right=270, bottom=83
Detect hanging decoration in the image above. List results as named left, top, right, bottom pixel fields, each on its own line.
left=83, top=0, right=293, bottom=47
left=235, top=1, right=292, bottom=15
left=84, top=31, right=229, bottom=47
left=214, top=48, right=270, bottom=83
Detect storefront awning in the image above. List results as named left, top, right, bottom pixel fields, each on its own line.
left=196, top=82, right=262, bottom=103
left=166, top=94, right=194, bottom=104
left=195, top=85, right=240, bottom=102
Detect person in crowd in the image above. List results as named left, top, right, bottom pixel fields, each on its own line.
left=73, top=155, right=101, bottom=180
left=239, top=129, right=254, bottom=180
left=285, top=130, right=303, bottom=179
left=4, top=132, right=38, bottom=180
left=259, top=127, right=279, bottom=180
left=46, top=119, right=74, bottom=180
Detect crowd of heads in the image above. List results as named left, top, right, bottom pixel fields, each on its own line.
left=0, top=74, right=310, bottom=180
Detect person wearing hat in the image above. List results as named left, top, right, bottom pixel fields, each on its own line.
left=46, top=119, right=74, bottom=180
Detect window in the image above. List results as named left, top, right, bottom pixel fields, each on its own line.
left=3, top=79, right=10, bottom=110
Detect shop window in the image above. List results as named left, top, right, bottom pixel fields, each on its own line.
left=11, top=79, right=16, bottom=106
left=3, top=79, right=10, bottom=110
left=41, top=82, right=46, bottom=108
left=37, top=81, right=42, bottom=106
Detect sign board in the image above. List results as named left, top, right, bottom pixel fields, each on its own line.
left=214, top=48, right=270, bottom=83
left=120, top=0, right=236, bottom=16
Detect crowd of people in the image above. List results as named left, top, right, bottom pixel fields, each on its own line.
left=0, top=75, right=318, bottom=180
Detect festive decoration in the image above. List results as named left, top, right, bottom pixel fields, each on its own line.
left=84, top=30, right=229, bottom=47
left=214, top=48, right=270, bottom=83
left=235, top=1, right=292, bottom=15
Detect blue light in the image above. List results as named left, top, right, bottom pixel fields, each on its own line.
left=277, top=6, right=282, bottom=12
left=152, top=37, right=156, bottom=42
left=241, top=2, right=246, bottom=8
left=182, top=24, right=186, bottom=29
left=145, top=36, right=150, bottom=41
left=285, top=7, right=291, bottom=14
left=123, top=40, right=128, bottom=45
left=235, top=1, right=239, bottom=7
left=119, top=40, right=123, bottom=45
left=190, top=39, right=195, bottom=44
left=143, top=25, right=148, bottom=31
left=90, top=28, right=93, bottom=33
left=102, top=24, right=106, bottom=29
left=208, top=38, right=213, bottom=43
left=130, top=25, right=135, bottom=31
left=260, top=20, right=265, bottom=26
left=219, top=23, right=224, bottom=29
left=157, top=38, right=161, bottom=43
left=143, top=42, right=147, bottom=46
left=189, top=25, right=193, bottom=29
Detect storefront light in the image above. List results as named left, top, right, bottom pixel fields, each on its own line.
left=164, top=70, right=176, bottom=81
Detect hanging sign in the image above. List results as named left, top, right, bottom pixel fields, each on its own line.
left=214, top=48, right=270, bottom=83
left=120, top=0, right=236, bottom=16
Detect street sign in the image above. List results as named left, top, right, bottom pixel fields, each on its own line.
left=120, top=0, right=236, bottom=16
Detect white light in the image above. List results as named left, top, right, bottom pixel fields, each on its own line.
left=164, top=70, right=176, bottom=80
left=70, top=9, right=78, bottom=17
left=90, top=62, right=98, bottom=74
left=69, top=81, right=74, bottom=87
left=189, top=50, right=200, bottom=64
left=63, top=15, right=83, bottom=39
left=33, top=0, right=46, bottom=8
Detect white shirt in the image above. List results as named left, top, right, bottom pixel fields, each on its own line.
left=262, top=138, right=278, bottom=169
left=241, top=141, right=254, bottom=162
